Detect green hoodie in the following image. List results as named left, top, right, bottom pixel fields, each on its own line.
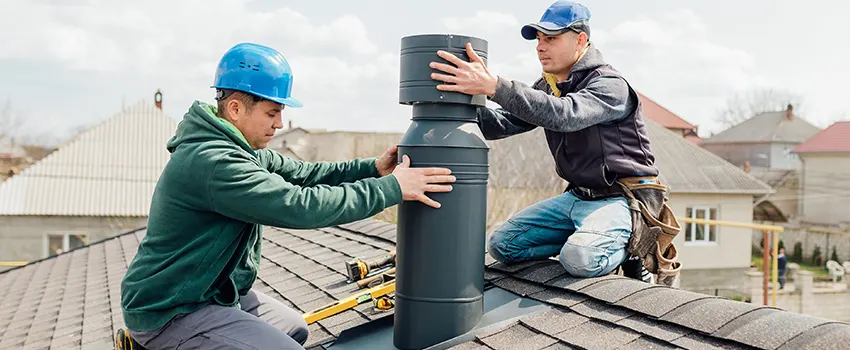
left=120, top=101, right=402, bottom=332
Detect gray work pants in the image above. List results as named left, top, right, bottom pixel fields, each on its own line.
left=130, top=289, right=309, bottom=349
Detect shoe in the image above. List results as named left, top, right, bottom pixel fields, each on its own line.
left=621, top=256, right=653, bottom=283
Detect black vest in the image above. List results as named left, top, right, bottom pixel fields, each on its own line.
left=535, top=67, right=658, bottom=189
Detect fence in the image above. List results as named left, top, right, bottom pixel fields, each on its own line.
left=757, top=225, right=850, bottom=267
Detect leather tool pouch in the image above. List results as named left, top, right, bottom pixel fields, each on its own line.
left=617, top=177, right=683, bottom=287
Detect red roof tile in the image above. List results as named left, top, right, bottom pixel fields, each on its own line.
left=793, top=121, right=850, bottom=153
left=637, top=92, right=696, bottom=130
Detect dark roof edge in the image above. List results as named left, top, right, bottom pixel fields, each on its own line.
left=0, top=225, right=148, bottom=275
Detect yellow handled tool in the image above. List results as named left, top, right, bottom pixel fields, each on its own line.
left=302, top=280, right=396, bottom=324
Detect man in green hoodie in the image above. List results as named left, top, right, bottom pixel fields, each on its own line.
left=119, top=43, right=456, bottom=349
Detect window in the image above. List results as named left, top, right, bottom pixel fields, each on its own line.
left=684, top=206, right=717, bottom=244
left=44, top=233, right=87, bottom=257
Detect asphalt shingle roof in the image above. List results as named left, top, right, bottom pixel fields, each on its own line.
left=2, top=218, right=848, bottom=349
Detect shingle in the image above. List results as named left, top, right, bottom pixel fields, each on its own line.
left=492, top=277, right=546, bottom=296
left=554, top=319, right=641, bottom=350
left=484, top=270, right=507, bottom=282
left=298, top=296, right=337, bottom=314
left=317, top=309, right=367, bottom=329
left=478, top=323, right=559, bottom=350
left=545, top=274, right=621, bottom=292
left=515, top=261, right=568, bottom=284
left=475, top=321, right=519, bottom=339
left=22, top=337, right=52, bottom=350
left=712, top=308, right=831, bottom=349
left=672, top=333, right=753, bottom=350
left=519, top=308, right=590, bottom=335
left=777, top=323, right=850, bottom=350
left=578, top=279, right=663, bottom=303
left=489, top=259, right=550, bottom=274
left=541, top=343, right=580, bottom=350
left=325, top=314, right=370, bottom=336
left=569, top=299, right=636, bottom=323
left=660, top=298, right=764, bottom=333
left=615, top=314, right=693, bottom=342
left=617, top=336, right=681, bottom=350
left=304, top=323, right=335, bottom=348
left=614, top=287, right=715, bottom=318
left=528, top=289, right=589, bottom=308
left=447, top=339, right=493, bottom=350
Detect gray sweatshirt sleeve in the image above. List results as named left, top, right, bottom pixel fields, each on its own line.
left=476, top=107, right=537, bottom=140
left=489, top=73, right=631, bottom=132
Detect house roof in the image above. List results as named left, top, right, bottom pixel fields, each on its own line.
left=2, top=218, right=847, bottom=349
left=0, top=101, right=178, bottom=216
left=637, top=92, right=697, bottom=131
left=792, top=121, right=850, bottom=154
left=646, top=119, right=773, bottom=194
left=702, top=109, right=821, bottom=144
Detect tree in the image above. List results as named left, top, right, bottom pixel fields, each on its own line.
left=0, top=97, right=23, bottom=144
left=718, top=88, right=806, bottom=128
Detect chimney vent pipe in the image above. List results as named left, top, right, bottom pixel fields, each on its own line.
left=393, top=34, right=489, bottom=349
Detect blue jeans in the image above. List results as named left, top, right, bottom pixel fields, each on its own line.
left=488, top=191, right=632, bottom=278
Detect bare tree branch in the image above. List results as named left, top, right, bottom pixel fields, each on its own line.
left=0, top=97, right=23, bottom=141
left=718, top=88, right=806, bottom=129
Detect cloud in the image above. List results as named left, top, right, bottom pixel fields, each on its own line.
left=590, top=10, right=771, bottom=133
left=0, top=0, right=410, bottom=137
left=442, top=11, right=520, bottom=35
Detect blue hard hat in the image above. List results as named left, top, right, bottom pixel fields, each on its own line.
left=211, top=42, right=302, bottom=108
left=521, top=0, right=591, bottom=40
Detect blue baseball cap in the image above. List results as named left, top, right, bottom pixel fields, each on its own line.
left=521, top=0, right=591, bottom=40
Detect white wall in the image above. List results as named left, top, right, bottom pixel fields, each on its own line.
left=669, top=192, right=755, bottom=270
left=800, top=153, right=850, bottom=224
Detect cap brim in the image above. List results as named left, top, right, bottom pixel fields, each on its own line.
left=521, top=22, right=575, bottom=40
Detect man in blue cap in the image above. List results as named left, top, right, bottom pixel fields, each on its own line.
left=118, top=42, right=456, bottom=349
left=431, top=1, right=681, bottom=285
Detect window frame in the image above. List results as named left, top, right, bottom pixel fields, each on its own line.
left=43, top=232, right=88, bottom=257
left=684, top=206, right=718, bottom=246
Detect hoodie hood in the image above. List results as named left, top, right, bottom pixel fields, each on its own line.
left=167, top=101, right=255, bottom=156
left=543, top=42, right=607, bottom=96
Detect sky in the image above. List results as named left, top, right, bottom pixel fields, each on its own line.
left=1, top=0, right=849, bottom=147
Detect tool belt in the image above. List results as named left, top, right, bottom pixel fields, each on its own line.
left=567, top=183, right=625, bottom=200
left=615, top=176, right=682, bottom=287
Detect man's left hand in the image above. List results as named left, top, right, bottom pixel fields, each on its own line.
left=376, top=144, right=399, bottom=176
left=430, top=43, right=498, bottom=97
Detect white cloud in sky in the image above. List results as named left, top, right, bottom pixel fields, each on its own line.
left=442, top=11, right=520, bottom=34
left=0, top=0, right=410, bottom=139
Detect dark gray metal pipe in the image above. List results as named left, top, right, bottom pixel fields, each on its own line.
left=393, top=34, right=490, bottom=350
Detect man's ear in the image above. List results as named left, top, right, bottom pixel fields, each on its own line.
left=578, top=32, right=588, bottom=47
left=226, top=99, right=242, bottom=122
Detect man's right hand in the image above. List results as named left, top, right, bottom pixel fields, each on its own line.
left=392, top=155, right=456, bottom=208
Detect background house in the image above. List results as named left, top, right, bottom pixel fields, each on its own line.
left=637, top=92, right=701, bottom=143
left=792, top=121, right=850, bottom=226
left=701, top=104, right=821, bottom=170
left=0, top=96, right=177, bottom=264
